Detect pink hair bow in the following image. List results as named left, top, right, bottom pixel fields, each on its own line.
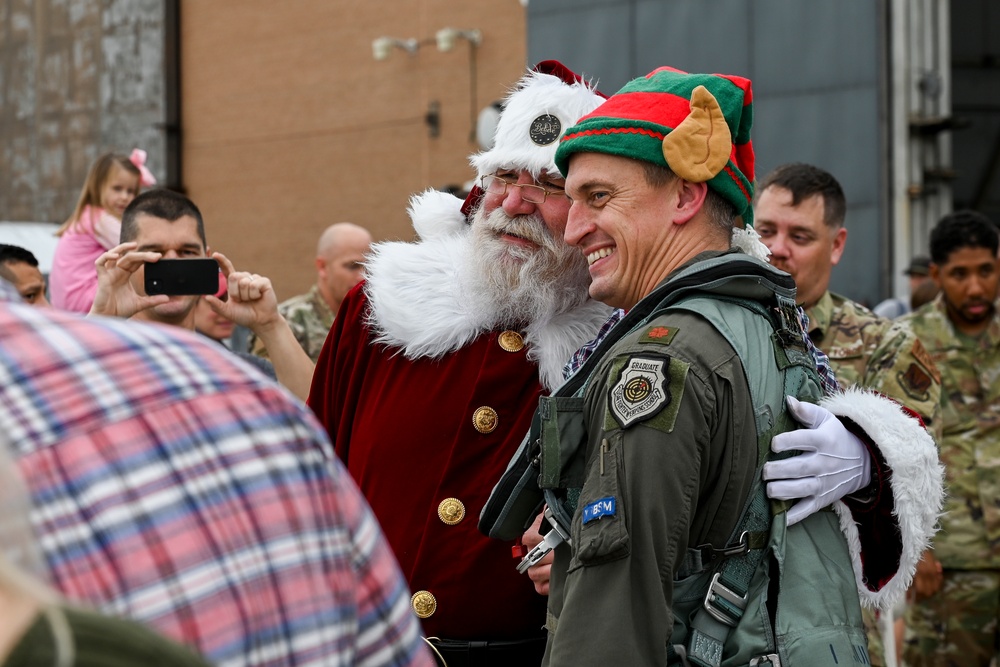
left=129, top=148, right=157, bottom=187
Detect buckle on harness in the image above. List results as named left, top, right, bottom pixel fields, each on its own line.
left=749, top=654, right=781, bottom=667
left=702, top=572, right=748, bottom=627
left=717, top=531, right=749, bottom=558
left=516, top=505, right=571, bottom=574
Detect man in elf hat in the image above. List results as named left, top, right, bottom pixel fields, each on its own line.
left=520, top=65, right=942, bottom=665
left=309, top=62, right=939, bottom=665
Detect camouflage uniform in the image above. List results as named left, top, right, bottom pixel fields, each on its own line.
left=807, top=290, right=943, bottom=666
left=252, top=285, right=335, bottom=363
left=900, top=295, right=1000, bottom=667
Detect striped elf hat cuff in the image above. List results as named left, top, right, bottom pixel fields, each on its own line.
left=554, top=66, right=756, bottom=226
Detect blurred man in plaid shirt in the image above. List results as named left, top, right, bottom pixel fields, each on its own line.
left=0, top=279, right=433, bottom=667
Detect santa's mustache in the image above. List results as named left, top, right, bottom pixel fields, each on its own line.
left=478, top=208, right=556, bottom=250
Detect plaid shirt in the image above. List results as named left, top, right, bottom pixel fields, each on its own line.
left=0, top=285, right=432, bottom=667
left=564, top=306, right=840, bottom=395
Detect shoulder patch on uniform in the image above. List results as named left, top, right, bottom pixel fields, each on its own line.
left=639, top=325, right=679, bottom=345
left=606, top=354, right=687, bottom=431
left=910, top=337, right=941, bottom=384
left=897, top=362, right=932, bottom=402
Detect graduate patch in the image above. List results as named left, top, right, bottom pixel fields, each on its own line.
left=609, top=355, right=671, bottom=429
left=582, top=496, right=617, bottom=525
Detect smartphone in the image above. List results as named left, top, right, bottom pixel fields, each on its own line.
left=144, top=258, right=221, bottom=296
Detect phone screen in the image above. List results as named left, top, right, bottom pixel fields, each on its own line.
left=144, top=258, right=221, bottom=296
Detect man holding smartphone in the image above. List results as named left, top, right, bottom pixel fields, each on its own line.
left=90, top=188, right=315, bottom=399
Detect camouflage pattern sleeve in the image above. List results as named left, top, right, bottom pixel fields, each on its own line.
left=251, top=286, right=335, bottom=363
left=862, top=317, right=942, bottom=443
left=903, top=298, right=1000, bottom=569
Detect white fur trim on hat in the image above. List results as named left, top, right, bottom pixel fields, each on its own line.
left=407, top=189, right=467, bottom=240
left=821, top=387, right=944, bottom=611
left=470, top=69, right=605, bottom=180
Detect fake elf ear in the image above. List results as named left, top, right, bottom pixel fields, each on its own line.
left=661, top=85, right=732, bottom=183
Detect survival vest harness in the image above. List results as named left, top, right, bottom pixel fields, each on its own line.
left=480, top=253, right=868, bottom=667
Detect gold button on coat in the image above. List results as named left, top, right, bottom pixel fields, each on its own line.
left=411, top=590, right=437, bottom=618
left=498, top=330, right=525, bottom=352
left=472, top=406, right=498, bottom=434
left=438, top=498, right=466, bottom=525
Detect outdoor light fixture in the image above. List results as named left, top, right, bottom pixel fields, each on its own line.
left=371, top=36, right=419, bottom=61
left=432, top=28, right=484, bottom=142
left=435, top=28, right=482, bottom=53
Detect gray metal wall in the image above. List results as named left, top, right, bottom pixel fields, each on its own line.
left=951, top=0, right=1000, bottom=221
left=0, top=0, right=167, bottom=224
left=528, top=0, right=887, bottom=307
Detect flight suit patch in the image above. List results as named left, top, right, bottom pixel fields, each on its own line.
left=897, top=362, right=932, bottom=402
left=606, top=354, right=688, bottom=432
left=911, top=338, right=941, bottom=384
left=582, top=496, right=617, bottom=525
left=640, top=325, right=679, bottom=345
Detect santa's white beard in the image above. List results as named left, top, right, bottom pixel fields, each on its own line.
left=460, top=206, right=592, bottom=328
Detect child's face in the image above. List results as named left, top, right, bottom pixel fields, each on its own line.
left=100, top=164, right=140, bottom=219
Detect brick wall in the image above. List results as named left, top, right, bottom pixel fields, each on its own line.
left=0, top=0, right=166, bottom=224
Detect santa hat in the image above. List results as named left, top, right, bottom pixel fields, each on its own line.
left=411, top=61, right=607, bottom=239
left=470, top=60, right=607, bottom=180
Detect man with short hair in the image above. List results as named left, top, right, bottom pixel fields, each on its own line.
left=901, top=210, right=1000, bottom=667
left=506, top=66, right=941, bottom=666
left=755, top=163, right=940, bottom=424
left=91, top=188, right=313, bottom=399
left=253, top=222, right=372, bottom=362
left=0, top=243, right=50, bottom=307
left=755, top=163, right=941, bottom=665
left=0, top=278, right=433, bottom=667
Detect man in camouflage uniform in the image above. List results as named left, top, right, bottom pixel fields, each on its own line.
left=901, top=210, right=1000, bottom=667
left=755, top=162, right=942, bottom=666
left=254, top=222, right=372, bottom=362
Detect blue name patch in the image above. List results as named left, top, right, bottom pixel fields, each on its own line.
left=582, top=496, right=617, bottom=525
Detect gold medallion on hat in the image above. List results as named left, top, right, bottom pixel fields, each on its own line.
left=437, top=498, right=466, bottom=525
left=411, top=590, right=437, bottom=618
left=472, top=406, right=499, bottom=434
left=498, top=330, right=525, bottom=353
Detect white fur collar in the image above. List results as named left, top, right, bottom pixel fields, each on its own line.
left=364, top=232, right=611, bottom=392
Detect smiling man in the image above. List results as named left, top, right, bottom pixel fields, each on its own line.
left=522, top=66, right=942, bottom=667
left=901, top=210, right=1000, bottom=667
left=307, top=63, right=612, bottom=665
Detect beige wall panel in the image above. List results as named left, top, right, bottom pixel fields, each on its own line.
left=182, top=1, right=526, bottom=298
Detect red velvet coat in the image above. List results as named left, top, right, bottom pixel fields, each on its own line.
left=309, top=284, right=548, bottom=640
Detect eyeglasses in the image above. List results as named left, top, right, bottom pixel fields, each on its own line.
left=480, top=174, right=567, bottom=204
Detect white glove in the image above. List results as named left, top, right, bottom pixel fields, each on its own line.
left=763, top=396, right=872, bottom=526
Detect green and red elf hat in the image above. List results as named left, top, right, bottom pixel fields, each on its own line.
left=554, top=66, right=756, bottom=227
